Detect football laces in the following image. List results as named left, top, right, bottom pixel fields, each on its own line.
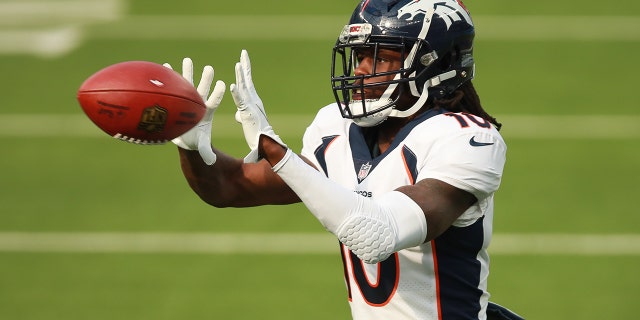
left=112, top=133, right=168, bottom=145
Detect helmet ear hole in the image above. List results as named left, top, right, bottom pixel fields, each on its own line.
left=438, top=51, right=453, bottom=70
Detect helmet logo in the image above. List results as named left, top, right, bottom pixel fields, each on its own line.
left=397, top=0, right=473, bottom=30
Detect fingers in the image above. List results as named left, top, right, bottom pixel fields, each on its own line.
left=171, top=53, right=255, bottom=115
left=230, top=63, right=246, bottom=109
left=162, top=63, right=173, bottom=70
left=237, top=50, right=262, bottom=107
left=231, top=51, right=256, bottom=111
left=205, top=80, right=226, bottom=110
left=240, top=49, right=253, bottom=85
left=237, top=51, right=255, bottom=96
left=196, top=65, right=214, bottom=99
left=182, top=57, right=194, bottom=84
left=173, top=58, right=223, bottom=110
left=234, top=61, right=245, bottom=92
left=229, top=83, right=244, bottom=110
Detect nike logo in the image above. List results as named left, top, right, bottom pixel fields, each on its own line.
left=469, top=136, right=494, bottom=147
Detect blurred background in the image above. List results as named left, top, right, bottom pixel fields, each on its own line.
left=1, top=0, right=639, bottom=318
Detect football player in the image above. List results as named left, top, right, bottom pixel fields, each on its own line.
left=167, top=0, right=522, bottom=319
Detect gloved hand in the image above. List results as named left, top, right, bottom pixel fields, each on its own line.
left=230, top=50, right=286, bottom=163
left=163, top=58, right=226, bottom=165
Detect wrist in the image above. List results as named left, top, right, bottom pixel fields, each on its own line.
left=258, top=134, right=288, bottom=166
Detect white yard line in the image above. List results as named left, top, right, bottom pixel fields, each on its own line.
left=1, top=0, right=638, bottom=42
left=89, top=15, right=640, bottom=42
left=0, top=114, right=639, bottom=139
left=0, top=232, right=638, bottom=255
left=0, top=0, right=123, bottom=26
left=497, top=114, right=640, bottom=139
left=1, top=8, right=639, bottom=57
left=490, top=234, right=640, bottom=256
left=475, top=15, right=640, bottom=42
left=0, top=0, right=122, bottom=57
left=0, top=232, right=336, bottom=254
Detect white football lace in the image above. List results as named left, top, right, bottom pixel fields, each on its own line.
left=112, top=133, right=168, bottom=145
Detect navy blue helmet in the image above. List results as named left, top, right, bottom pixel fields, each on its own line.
left=331, top=0, right=476, bottom=126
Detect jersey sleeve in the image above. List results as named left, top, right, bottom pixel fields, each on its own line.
left=300, top=104, right=340, bottom=169
left=416, top=119, right=507, bottom=201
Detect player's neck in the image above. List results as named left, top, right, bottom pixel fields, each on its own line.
left=375, top=106, right=427, bottom=154
left=375, top=117, right=408, bottom=154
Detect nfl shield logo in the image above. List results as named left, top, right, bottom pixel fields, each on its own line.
left=138, top=105, right=168, bottom=133
left=357, top=162, right=372, bottom=181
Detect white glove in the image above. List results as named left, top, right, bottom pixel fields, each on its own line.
left=163, top=58, right=226, bottom=165
left=230, top=50, right=286, bottom=163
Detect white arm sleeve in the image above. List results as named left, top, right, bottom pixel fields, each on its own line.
left=273, top=149, right=427, bottom=264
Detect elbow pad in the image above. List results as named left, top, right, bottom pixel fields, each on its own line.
left=335, top=191, right=427, bottom=264
left=273, top=149, right=427, bottom=264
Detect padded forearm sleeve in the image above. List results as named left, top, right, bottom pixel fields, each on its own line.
left=273, top=149, right=428, bottom=264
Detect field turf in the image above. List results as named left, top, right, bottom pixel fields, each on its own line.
left=1, top=0, right=639, bottom=319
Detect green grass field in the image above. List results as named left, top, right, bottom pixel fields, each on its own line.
left=1, top=0, right=639, bottom=319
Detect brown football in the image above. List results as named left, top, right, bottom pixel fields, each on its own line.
left=77, top=61, right=205, bottom=144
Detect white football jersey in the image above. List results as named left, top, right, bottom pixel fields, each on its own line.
left=300, top=104, right=507, bottom=320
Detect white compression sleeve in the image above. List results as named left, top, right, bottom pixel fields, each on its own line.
left=273, top=149, right=428, bottom=264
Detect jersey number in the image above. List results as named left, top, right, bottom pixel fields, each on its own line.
left=340, top=244, right=400, bottom=306
left=445, top=112, right=491, bottom=129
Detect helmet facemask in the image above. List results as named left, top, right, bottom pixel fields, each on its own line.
left=331, top=25, right=444, bottom=127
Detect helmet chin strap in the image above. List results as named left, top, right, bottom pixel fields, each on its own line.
left=388, top=70, right=457, bottom=118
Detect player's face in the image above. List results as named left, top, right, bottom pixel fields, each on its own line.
left=351, top=48, right=403, bottom=101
